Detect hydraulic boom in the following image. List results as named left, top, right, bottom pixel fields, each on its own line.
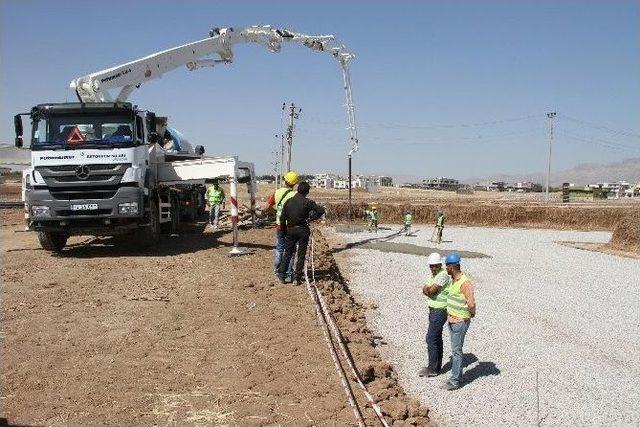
left=71, top=25, right=358, bottom=153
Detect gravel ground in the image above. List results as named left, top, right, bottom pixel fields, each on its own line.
left=329, top=225, right=640, bottom=426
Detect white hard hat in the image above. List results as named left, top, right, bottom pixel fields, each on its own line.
left=427, top=252, right=442, bottom=265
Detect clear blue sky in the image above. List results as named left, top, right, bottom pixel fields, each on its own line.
left=1, top=0, right=638, bottom=180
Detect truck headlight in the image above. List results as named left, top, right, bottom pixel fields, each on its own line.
left=118, top=202, right=139, bottom=215
left=31, top=205, right=50, bottom=217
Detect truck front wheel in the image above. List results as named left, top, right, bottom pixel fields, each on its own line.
left=38, top=231, right=69, bottom=252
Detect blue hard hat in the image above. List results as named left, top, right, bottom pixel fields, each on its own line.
left=445, top=252, right=461, bottom=265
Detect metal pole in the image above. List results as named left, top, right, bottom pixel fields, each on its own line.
left=286, top=103, right=295, bottom=171
left=545, top=112, right=556, bottom=201
left=348, top=154, right=352, bottom=221
left=228, top=175, right=244, bottom=255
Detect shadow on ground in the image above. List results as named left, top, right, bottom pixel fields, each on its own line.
left=440, top=353, right=501, bottom=387
left=33, top=222, right=274, bottom=258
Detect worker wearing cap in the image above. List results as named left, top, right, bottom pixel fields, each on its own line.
left=404, top=210, right=413, bottom=236
left=418, top=252, right=451, bottom=378
left=443, top=252, right=476, bottom=390
left=205, top=180, right=225, bottom=229
left=266, top=171, right=299, bottom=282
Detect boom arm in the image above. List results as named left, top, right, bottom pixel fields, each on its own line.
left=70, top=25, right=358, bottom=152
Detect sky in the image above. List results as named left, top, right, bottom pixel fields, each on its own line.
left=1, top=0, right=639, bottom=181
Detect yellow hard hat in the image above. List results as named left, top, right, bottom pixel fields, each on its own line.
left=283, top=171, right=299, bottom=186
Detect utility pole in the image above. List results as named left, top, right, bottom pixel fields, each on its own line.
left=285, top=103, right=302, bottom=172
left=545, top=111, right=557, bottom=201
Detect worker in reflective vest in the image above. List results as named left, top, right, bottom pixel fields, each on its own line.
left=404, top=210, right=413, bottom=236
left=436, top=210, right=446, bottom=243
left=419, top=252, right=451, bottom=378
left=266, top=171, right=299, bottom=282
left=443, top=252, right=476, bottom=391
left=205, top=180, right=225, bottom=229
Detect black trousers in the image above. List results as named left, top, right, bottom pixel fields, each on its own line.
left=278, top=225, right=310, bottom=280
left=426, top=307, right=448, bottom=372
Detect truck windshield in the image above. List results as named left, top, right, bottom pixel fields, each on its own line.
left=31, top=114, right=138, bottom=149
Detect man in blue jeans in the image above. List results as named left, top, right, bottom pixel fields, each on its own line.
left=418, top=252, right=451, bottom=377
left=266, top=171, right=298, bottom=282
left=444, top=252, right=476, bottom=390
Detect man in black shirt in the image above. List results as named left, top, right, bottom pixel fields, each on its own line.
left=277, top=181, right=326, bottom=285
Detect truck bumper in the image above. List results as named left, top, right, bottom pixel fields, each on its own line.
left=26, top=186, right=146, bottom=235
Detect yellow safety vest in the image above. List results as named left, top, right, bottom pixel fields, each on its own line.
left=274, top=187, right=296, bottom=225
left=427, top=269, right=450, bottom=309
left=446, top=273, right=471, bottom=319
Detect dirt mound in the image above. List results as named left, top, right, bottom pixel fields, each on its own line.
left=312, top=230, right=430, bottom=425
left=606, top=213, right=640, bottom=253
left=326, top=201, right=635, bottom=232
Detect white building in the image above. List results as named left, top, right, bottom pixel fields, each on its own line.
left=310, top=173, right=336, bottom=189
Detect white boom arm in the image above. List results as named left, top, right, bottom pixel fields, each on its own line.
left=70, top=25, right=358, bottom=153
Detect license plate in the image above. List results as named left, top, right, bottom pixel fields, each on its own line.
left=70, top=203, right=99, bottom=211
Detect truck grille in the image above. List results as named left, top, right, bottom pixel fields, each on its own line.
left=49, top=185, right=119, bottom=200
left=35, top=163, right=131, bottom=188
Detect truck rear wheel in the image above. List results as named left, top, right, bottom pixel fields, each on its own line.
left=38, top=231, right=68, bottom=253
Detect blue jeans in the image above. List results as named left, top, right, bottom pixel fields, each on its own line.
left=274, top=229, right=294, bottom=278
left=448, top=320, right=470, bottom=386
left=209, top=204, right=221, bottom=226
left=426, top=307, right=447, bottom=372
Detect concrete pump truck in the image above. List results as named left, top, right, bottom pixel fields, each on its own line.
left=13, top=25, right=358, bottom=252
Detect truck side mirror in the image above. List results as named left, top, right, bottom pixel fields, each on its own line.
left=195, top=145, right=205, bottom=155
left=14, top=114, right=23, bottom=148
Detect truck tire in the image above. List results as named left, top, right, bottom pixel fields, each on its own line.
left=38, top=231, right=68, bottom=253
left=138, top=199, right=160, bottom=246
left=160, top=195, right=180, bottom=235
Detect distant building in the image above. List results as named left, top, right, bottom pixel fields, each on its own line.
left=514, top=182, right=543, bottom=192
left=333, top=179, right=348, bottom=189
left=310, top=173, right=335, bottom=189
left=372, top=175, right=393, bottom=187
left=488, top=181, right=506, bottom=192
left=423, top=177, right=460, bottom=191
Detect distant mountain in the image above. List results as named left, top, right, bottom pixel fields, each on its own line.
left=467, top=157, right=640, bottom=186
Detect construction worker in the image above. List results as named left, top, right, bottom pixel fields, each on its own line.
left=418, top=252, right=451, bottom=378
left=435, top=210, right=446, bottom=243
left=403, top=210, right=413, bottom=236
left=266, top=171, right=299, bottom=282
left=365, top=204, right=379, bottom=233
left=278, top=181, right=325, bottom=285
left=205, top=180, right=225, bottom=228
left=443, top=252, right=476, bottom=391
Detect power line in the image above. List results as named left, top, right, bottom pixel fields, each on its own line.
left=303, top=112, right=542, bottom=130
left=558, top=114, right=640, bottom=139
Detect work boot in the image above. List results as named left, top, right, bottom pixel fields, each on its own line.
left=418, top=367, right=438, bottom=377
left=276, top=274, right=286, bottom=284
left=442, top=381, right=460, bottom=391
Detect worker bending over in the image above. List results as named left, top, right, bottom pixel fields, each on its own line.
left=419, top=252, right=451, bottom=378
left=266, top=171, right=299, bottom=282
left=277, top=181, right=325, bottom=285
left=443, top=252, right=476, bottom=391
left=205, top=180, right=225, bottom=229
left=404, top=210, right=413, bottom=236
